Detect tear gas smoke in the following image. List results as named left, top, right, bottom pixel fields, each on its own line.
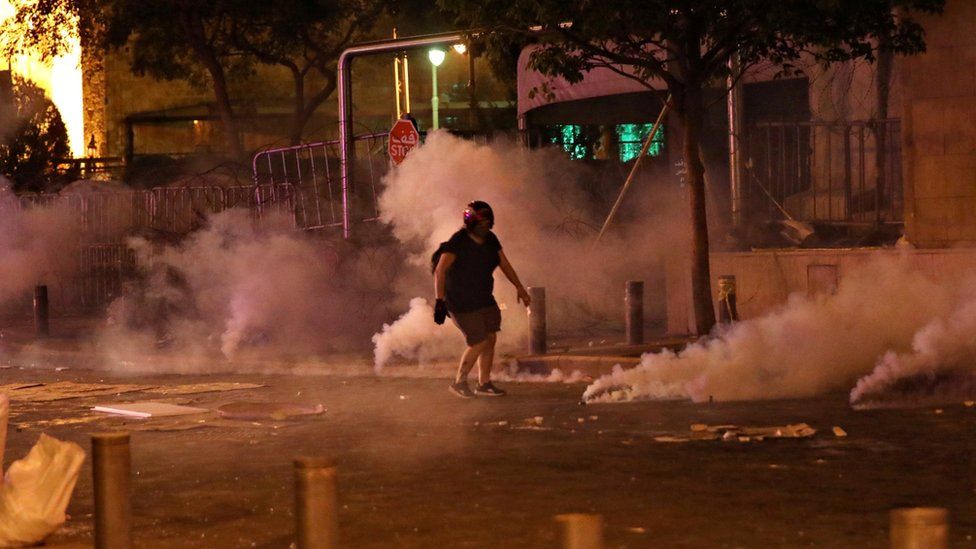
left=372, top=132, right=686, bottom=369
left=0, top=180, right=80, bottom=309
left=100, top=209, right=379, bottom=369
left=582, top=256, right=976, bottom=405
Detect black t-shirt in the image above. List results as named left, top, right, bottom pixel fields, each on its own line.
left=442, top=228, right=502, bottom=313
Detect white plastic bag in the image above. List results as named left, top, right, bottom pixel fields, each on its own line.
left=0, top=432, right=85, bottom=547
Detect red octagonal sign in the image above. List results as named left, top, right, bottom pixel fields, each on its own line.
left=388, top=119, right=421, bottom=165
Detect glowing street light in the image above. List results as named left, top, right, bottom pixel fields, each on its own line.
left=428, top=48, right=445, bottom=130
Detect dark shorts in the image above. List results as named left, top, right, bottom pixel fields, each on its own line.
left=451, top=305, right=502, bottom=346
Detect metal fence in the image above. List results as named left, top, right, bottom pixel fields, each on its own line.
left=12, top=183, right=298, bottom=313
left=741, top=119, right=902, bottom=225
left=251, top=133, right=390, bottom=232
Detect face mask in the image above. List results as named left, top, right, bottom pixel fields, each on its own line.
left=471, top=223, right=490, bottom=237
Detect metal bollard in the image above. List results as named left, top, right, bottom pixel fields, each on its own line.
left=890, top=507, right=948, bottom=549
left=92, top=432, right=132, bottom=549
left=717, top=275, right=739, bottom=324
left=625, top=280, right=644, bottom=345
left=528, top=286, right=547, bottom=355
left=295, top=457, right=339, bottom=549
left=555, top=513, right=603, bottom=549
left=33, top=285, right=49, bottom=337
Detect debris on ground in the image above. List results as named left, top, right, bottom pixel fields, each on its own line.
left=0, top=382, right=155, bottom=402
left=16, top=415, right=109, bottom=430
left=832, top=426, right=848, bottom=437
left=965, top=401, right=974, bottom=407
left=92, top=402, right=210, bottom=418
left=145, top=383, right=265, bottom=396
left=216, top=402, right=324, bottom=421
left=654, top=423, right=818, bottom=443
left=512, top=416, right=552, bottom=431
left=0, top=394, right=86, bottom=547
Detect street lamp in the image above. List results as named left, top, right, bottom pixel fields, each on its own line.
left=428, top=48, right=445, bottom=130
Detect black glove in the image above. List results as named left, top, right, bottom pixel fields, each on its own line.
left=434, top=299, right=450, bottom=325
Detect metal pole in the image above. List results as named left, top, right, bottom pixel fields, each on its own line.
left=593, top=96, right=672, bottom=247
left=555, top=513, right=603, bottom=549
left=528, top=287, right=547, bottom=355
left=295, top=457, right=339, bottom=549
left=431, top=64, right=439, bottom=130
left=33, top=285, right=49, bottom=337
left=393, top=29, right=402, bottom=119
left=890, top=507, right=947, bottom=549
left=728, top=57, right=744, bottom=228
left=625, top=280, right=644, bottom=345
left=92, top=432, right=132, bottom=549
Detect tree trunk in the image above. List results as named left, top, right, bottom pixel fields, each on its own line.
left=288, top=71, right=336, bottom=146
left=681, top=84, right=717, bottom=334
left=289, top=69, right=306, bottom=146
left=177, top=6, right=244, bottom=159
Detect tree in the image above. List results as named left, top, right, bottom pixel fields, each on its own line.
left=443, top=0, right=944, bottom=334
left=3, top=0, right=387, bottom=155
left=225, top=0, right=385, bottom=144
left=0, top=77, right=74, bottom=193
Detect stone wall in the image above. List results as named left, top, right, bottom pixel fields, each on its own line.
left=901, top=0, right=976, bottom=247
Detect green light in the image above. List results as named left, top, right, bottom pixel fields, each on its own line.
left=549, top=124, right=587, bottom=160
left=616, top=123, right=665, bottom=162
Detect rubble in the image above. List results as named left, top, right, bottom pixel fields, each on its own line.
left=654, top=423, right=818, bottom=443
left=0, top=382, right=153, bottom=402
left=216, top=402, right=324, bottom=421
left=145, top=383, right=265, bottom=396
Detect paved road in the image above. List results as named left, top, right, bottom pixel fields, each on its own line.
left=1, top=363, right=974, bottom=548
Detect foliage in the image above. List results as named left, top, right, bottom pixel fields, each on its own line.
left=0, top=77, right=75, bottom=193
left=2, top=0, right=391, bottom=150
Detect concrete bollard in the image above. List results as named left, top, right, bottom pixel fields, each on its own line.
left=555, top=513, right=603, bottom=549
left=33, top=285, right=49, bottom=337
left=92, top=432, right=132, bottom=549
left=625, top=280, right=644, bottom=345
left=295, top=457, right=339, bottom=549
left=716, top=275, right=739, bottom=324
left=528, top=287, right=547, bottom=355
left=890, top=507, right=948, bottom=549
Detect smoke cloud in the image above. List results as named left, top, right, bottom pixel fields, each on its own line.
left=0, top=180, right=80, bottom=309
left=372, top=132, right=686, bottom=369
left=98, top=208, right=381, bottom=371
left=582, top=255, right=976, bottom=406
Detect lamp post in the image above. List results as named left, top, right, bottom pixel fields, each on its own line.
left=428, top=48, right=445, bottom=130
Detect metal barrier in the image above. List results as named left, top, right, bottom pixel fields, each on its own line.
left=251, top=133, right=389, bottom=232
left=13, top=183, right=297, bottom=312
left=76, top=244, right=137, bottom=310
left=742, top=119, right=902, bottom=225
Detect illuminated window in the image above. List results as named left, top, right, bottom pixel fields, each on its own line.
left=616, top=123, right=665, bottom=162
left=547, top=124, right=588, bottom=160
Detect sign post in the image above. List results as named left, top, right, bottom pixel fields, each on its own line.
left=388, top=118, right=421, bottom=165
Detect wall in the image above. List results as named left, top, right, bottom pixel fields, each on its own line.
left=666, top=247, right=976, bottom=335
left=901, top=0, right=976, bottom=247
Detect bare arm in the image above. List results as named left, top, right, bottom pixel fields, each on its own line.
left=434, top=252, right=456, bottom=301
left=498, top=250, right=531, bottom=306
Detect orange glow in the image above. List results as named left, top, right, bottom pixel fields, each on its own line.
left=1, top=0, right=84, bottom=158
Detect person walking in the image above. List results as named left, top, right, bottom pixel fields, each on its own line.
left=433, top=200, right=531, bottom=398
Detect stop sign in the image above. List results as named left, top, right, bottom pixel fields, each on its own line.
left=388, top=118, right=421, bottom=165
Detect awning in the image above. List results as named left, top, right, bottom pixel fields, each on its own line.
left=517, top=45, right=667, bottom=116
